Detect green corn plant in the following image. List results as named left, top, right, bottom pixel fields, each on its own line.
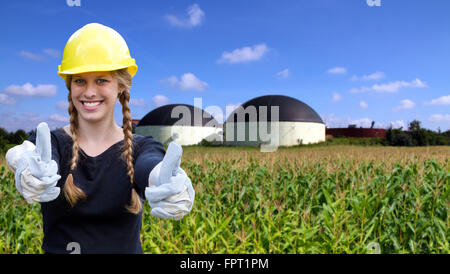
left=0, top=146, right=449, bottom=254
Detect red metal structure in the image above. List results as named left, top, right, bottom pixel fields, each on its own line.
left=132, top=119, right=140, bottom=130
left=326, top=128, right=386, bottom=138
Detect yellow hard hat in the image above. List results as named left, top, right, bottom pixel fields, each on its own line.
left=57, top=23, right=138, bottom=80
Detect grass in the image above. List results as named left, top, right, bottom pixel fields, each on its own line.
left=0, top=145, right=449, bottom=254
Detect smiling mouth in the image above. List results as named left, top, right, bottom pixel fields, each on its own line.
left=81, top=100, right=104, bottom=107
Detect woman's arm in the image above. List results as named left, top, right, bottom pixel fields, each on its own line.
left=133, top=136, right=166, bottom=197
left=135, top=140, right=194, bottom=220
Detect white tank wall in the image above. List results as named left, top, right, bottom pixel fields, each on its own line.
left=224, top=121, right=325, bottom=147
left=135, top=125, right=223, bottom=146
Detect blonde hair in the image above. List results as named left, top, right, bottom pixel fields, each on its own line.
left=63, top=69, right=141, bottom=214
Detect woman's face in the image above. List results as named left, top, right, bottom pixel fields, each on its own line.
left=70, top=71, right=120, bottom=123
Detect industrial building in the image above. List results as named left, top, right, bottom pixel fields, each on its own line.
left=134, top=104, right=223, bottom=146
left=224, top=95, right=326, bottom=147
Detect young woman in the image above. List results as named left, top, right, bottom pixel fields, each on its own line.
left=5, top=23, right=194, bottom=254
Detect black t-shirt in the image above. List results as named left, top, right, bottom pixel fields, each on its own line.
left=28, top=127, right=166, bottom=254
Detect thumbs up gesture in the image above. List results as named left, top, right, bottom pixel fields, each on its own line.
left=144, top=142, right=195, bottom=220
left=6, top=122, right=61, bottom=203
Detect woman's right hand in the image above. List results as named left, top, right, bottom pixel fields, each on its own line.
left=5, top=122, right=61, bottom=203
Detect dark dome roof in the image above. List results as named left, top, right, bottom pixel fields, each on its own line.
left=225, top=95, right=324, bottom=123
left=137, top=104, right=220, bottom=127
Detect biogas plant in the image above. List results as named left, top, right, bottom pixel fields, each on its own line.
left=135, top=95, right=327, bottom=148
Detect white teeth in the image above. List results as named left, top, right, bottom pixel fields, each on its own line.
left=84, top=101, right=101, bottom=107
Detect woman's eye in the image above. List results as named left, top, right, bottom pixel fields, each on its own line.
left=97, top=79, right=108, bottom=84
left=74, top=79, right=85, bottom=84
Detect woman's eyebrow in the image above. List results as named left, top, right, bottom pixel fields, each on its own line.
left=73, top=74, right=110, bottom=78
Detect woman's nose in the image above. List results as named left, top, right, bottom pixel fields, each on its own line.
left=84, top=82, right=98, bottom=98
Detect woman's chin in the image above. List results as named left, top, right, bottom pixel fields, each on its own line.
left=78, top=112, right=104, bottom=123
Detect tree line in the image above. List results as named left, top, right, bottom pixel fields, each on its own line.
left=0, top=119, right=449, bottom=154
left=385, top=120, right=450, bottom=146
left=0, top=128, right=34, bottom=153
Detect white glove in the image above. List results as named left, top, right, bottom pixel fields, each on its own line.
left=145, top=142, right=195, bottom=220
left=5, top=140, right=36, bottom=172
left=5, top=122, right=61, bottom=204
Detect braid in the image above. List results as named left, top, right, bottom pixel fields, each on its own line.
left=64, top=85, right=87, bottom=207
left=62, top=69, right=140, bottom=214
left=119, top=87, right=141, bottom=214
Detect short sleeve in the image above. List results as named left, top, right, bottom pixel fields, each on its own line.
left=28, top=130, right=62, bottom=170
left=134, top=136, right=166, bottom=198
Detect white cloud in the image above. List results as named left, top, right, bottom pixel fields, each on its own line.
left=411, top=78, right=427, bottom=88
left=43, top=48, right=60, bottom=58
left=351, top=118, right=375, bottom=128
left=276, top=68, right=290, bottom=79
left=349, top=86, right=371, bottom=94
left=362, top=71, right=385, bottom=81
left=152, top=94, right=170, bottom=108
left=320, top=113, right=355, bottom=128
left=129, top=98, right=147, bottom=107
left=218, top=44, right=269, bottom=64
left=0, top=112, right=39, bottom=132
left=332, top=92, right=342, bottom=102
left=56, top=100, right=69, bottom=110
left=23, top=113, right=41, bottom=122
left=327, top=67, right=347, bottom=75
left=179, top=73, right=208, bottom=91
left=428, top=114, right=450, bottom=123
left=165, top=4, right=205, bottom=28
left=350, top=78, right=427, bottom=93
left=19, top=50, right=45, bottom=61
left=19, top=48, right=60, bottom=61
left=0, top=112, right=72, bottom=132
left=426, top=95, right=450, bottom=106
left=161, top=76, right=179, bottom=87
left=49, top=114, right=69, bottom=123
left=0, top=93, right=16, bottom=105
left=372, top=81, right=411, bottom=93
left=372, top=79, right=427, bottom=93
left=351, top=71, right=385, bottom=81
left=394, top=99, right=416, bottom=111
left=162, top=73, right=208, bottom=92
left=350, top=75, right=358, bottom=81
left=321, top=113, right=402, bottom=129
left=5, top=83, right=57, bottom=97
left=360, top=101, right=368, bottom=109
left=388, top=120, right=407, bottom=129
left=321, top=114, right=375, bottom=128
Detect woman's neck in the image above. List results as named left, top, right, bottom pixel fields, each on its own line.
left=66, top=116, right=124, bottom=145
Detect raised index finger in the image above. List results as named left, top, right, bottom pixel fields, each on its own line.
left=159, top=141, right=182, bottom=185
left=35, top=122, right=52, bottom=163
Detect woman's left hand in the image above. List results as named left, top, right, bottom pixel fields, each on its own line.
left=144, top=142, right=195, bottom=220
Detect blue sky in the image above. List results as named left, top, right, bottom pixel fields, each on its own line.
left=1, top=0, right=449, bottom=132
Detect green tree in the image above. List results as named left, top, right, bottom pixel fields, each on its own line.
left=386, top=127, right=412, bottom=146
left=0, top=127, right=8, bottom=140
left=0, top=135, right=7, bottom=154
left=408, top=120, right=430, bottom=146
left=9, top=129, right=28, bottom=144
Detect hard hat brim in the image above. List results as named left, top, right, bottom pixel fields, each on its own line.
left=58, top=63, right=137, bottom=81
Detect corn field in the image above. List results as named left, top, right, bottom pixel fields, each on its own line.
left=1, top=145, right=449, bottom=254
